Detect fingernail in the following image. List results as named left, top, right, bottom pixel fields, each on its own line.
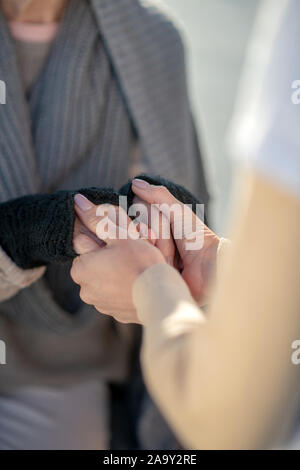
left=132, top=179, right=150, bottom=189
left=74, top=194, right=93, bottom=212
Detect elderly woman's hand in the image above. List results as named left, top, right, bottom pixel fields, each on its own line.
left=73, top=216, right=102, bottom=254
left=71, top=194, right=165, bottom=323
left=131, top=179, right=220, bottom=304
left=131, top=194, right=178, bottom=268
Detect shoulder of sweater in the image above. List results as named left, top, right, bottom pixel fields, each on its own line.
left=138, top=0, right=186, bottom=55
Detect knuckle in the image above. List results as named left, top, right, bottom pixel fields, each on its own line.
left=152, top=185, right=170, bottom=203
left=95, top=305, right=106, bottom=314
left=113, top=315, right=130, bottom=324
left=73, top=234, right=88, bottom=254
left=70, top=259, right=81, bottom=284
left=90, top=215, right=102, bottom=231
left=79, top=287, right=93, bottom=305
left=158, top=185, right=169, bottom=196
left=116, top=206, right=131, bottom=227
left=99, top=204, right=118, bottom=222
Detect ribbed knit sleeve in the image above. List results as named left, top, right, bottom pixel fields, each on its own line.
left=0, top=176, right=204, bottom=302
left=120, top=174, right=203, bottom=218
left=0, top=187, right=120, bottom=270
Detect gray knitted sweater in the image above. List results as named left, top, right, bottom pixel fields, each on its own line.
left=0, top=0, right=209, bottom=446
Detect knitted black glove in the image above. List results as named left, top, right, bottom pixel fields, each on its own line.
left=120, top=174, right=204, bottom=219
left=0, top=187, right=120, bottom=269
left=0, top=176, right=205, bottom=270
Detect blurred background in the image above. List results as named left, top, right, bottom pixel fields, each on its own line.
left=163, top=0, right=261, bottom=234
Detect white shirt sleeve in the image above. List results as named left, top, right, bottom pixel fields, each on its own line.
left=229, top=0, right=300, bottom=199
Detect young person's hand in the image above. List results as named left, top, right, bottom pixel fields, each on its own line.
left=131, top=194, right=178, bottom=268
left=73, top=193, right=141, bottom=255
left=73, top=216, right=102, bottom=254
left=131, top=179, right=220, bottom=304
left=71, top=194, right=164, bottom=323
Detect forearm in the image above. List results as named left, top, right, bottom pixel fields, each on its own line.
left=0, top=174, right=196, bottom=300
left=133, top=171, right=300, bottom=449
left=0, top=188, right=121, bottom=270
left=0, top=187, right=121, bottom=302
left=0, top=191, right=76, bottom=269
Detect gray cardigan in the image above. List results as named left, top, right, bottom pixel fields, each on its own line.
left=0, top=0, right=209, bottom=323
left=0, top=0, right=209, bottom=449
left=0, top=0, right=209, bottom=428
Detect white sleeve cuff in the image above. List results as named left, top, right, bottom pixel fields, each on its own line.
left=217, top=237, right=231, bottom=276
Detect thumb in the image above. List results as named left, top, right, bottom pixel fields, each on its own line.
left=74, top=194, right=140, bottom=245
left=131, top=179, right=179, bottom=207
left=131, top=180, right=199, bottom=258
left=74, top=194, right=126, bottom=242
left=74, top=233, right=101, bottom=255
left=74, top=194, right=105, bottom=236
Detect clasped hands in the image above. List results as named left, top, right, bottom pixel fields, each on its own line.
left=71, top=179, right=220, bottom=324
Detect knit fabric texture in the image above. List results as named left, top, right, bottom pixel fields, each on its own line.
left=120, top=174, right=202, bottom=216
left=0, top=0, right=210, bottom=450
left=0, top=175, right=203, bottom=270
left=0, top=188, right=119, bottom=269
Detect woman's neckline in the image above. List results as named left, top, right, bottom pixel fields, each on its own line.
left=9, top=21, right=59, bottom=43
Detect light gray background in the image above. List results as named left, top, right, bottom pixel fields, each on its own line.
left=163, top=0, right=260, bottom=233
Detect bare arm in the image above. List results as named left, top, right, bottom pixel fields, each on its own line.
left=133, top=171, right=300, bottom=449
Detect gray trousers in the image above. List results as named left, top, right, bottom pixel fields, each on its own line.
left=0, top=380, right=109, bottom=450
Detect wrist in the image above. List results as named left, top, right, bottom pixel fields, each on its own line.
left=134, top=241, right=166, bottom=277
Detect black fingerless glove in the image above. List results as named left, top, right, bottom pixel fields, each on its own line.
left=0, top=175, right=205, bottom=270
left=0, top=188, right=120, bottom=269
left=120, top=174, right=203, bottom=217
